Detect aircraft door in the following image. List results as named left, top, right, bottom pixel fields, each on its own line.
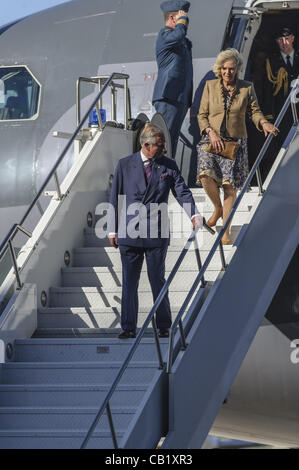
left=188, top=0, right=234, bottom=60
left=221, top=6, right=264, bottom=78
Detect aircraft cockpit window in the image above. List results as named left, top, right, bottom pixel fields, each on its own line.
left=0, top=66, right=41, bottom=121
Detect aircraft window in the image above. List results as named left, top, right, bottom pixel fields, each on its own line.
left=0, top=66, right=40, bottom=121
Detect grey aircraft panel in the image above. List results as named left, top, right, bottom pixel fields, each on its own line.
left=101, top=0, right=234, bottom=63
left=212, top=322, right=299, bottom=447
left=0, top=0, right=119, bottom=210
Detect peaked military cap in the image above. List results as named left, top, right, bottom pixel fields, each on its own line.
left=274, top=26, right=295, bottom=38
left=160, top=1, right=191, bottom=13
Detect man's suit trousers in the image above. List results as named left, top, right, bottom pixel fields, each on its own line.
left=119, top=244, right=172, bottom=333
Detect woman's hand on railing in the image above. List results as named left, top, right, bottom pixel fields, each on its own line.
left=261, top=120, right=279, bottom=137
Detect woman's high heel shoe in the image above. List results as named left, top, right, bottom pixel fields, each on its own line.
left=221, top=237, right=233, bottom=245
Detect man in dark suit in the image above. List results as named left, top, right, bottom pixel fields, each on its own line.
left=108, top=124, right=203, bottom=339
left=152, top=0, right=193, bottom=158
left=260, top=26, right=299, bottom=180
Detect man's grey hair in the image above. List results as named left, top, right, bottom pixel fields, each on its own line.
left=140, top=124, right=164, bottom=146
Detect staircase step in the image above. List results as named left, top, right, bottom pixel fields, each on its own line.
left=91, top=188, right=258, bottom=225
left=61, top=266, right=219, bottom=288
left=84, top=231, right=198, bottom=248
left=0, top=384, right=148, bottom=407
left=37, top=307, right=179, bottom=329
left=1, top=361, right=158, bottom=384
left=0, top=429, right=122, bottom=449
left=167, top=198, right=253, bottom=212
left=89, top=211, right=249, bottom=246
left=72, top=246, right=230, bottom=270
left=0, top=406, right=135, bottom=431
left=14, top=338, right=168, bottom=362
left=49, top=286, right=197, bottom=309
left=84, top=227, right=243, bottom=248
left=32, top=327, right=158, bottom=338
left=82, top=231, right=219, bottom=249
left=185, top=186, right=260, bottom=201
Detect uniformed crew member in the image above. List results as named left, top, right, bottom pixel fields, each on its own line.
left=263, top=26, right=299, bottom=123
left=152, top=0, right=193, bottom=158
left=260, top=26, right=299, bottom=179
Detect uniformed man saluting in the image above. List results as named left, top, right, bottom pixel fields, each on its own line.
left=152, top=0, right=193, bottom=158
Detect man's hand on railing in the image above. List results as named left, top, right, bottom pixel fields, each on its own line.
left=109, top=234, right=118, bottom=249
left=192, top=214, right=204, bottom=230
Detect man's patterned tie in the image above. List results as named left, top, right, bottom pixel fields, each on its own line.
left=145, top=159, right=153, bottom=183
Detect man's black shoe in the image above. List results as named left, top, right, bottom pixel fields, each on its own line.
left=158, top=328, right=169, bottom=338
left=118, top=330, right=136, bottom=339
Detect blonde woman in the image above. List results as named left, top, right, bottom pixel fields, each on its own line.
left=197, top=48, right=278, bottom=244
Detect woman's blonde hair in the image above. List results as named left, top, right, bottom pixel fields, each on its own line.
left=213, top=48, right=243, bottom=79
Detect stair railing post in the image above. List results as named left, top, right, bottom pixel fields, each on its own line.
left=219, top=241, right=227, bottom=270
left=151, top=316, right=164, bottom=369
left=106, top=402, right=118, bottom=449
left=124, top=78, right=128, bottom=130
left=255, top=166, right=264, bottom=196
left=8, top=239, right=22, bottom=290
left=193, top=233, right=206, bottom=287
left=111, top=82, right=117, bottom=121
left=178, top=319, right=187, bottom=350
left=53, top=171, right=63, bottom=201
left=166, top=329, right=175, bottom=374
left=291, top=88, right=299, bottom=125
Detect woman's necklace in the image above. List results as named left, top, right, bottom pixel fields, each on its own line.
left=223, top=84, right=235, bottom=93
left=220, top=80, right=238, bottom=116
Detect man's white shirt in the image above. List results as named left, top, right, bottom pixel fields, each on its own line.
left=281, top=49, right=294, bottom=66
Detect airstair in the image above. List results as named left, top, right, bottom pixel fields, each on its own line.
left=0, top=73, right=298, bottom=449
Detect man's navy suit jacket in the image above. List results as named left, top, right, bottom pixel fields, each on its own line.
left=152, top=23, right=193, bottom=107
left=108, top=152, right=197, bottom=247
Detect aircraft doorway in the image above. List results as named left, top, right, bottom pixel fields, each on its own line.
left=244, top=8, right=299, bottom=182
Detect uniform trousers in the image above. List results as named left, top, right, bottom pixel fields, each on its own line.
left=119, top=244, right=172, bottom=333
left=154, top=99, right=189, bottom=158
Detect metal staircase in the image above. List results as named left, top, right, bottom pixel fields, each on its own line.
left=0, top=186, right=256, bottom=448
left=0, top=341, right=164, bottom=448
